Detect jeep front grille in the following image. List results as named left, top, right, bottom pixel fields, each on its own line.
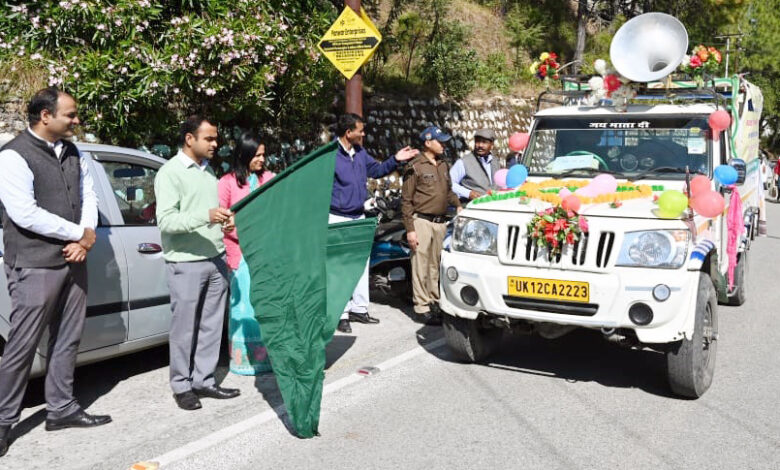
left=505, top=225, right=615, bottom=269
left=595, top=231, right=615, bottom=268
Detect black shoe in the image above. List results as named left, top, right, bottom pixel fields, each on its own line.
left=173, top=391, right=202, bottom=410
left=337, top=319, right=352, bottom=333
left=0, top=425, right=10, bottom=457
left=45, top=409, right=112, bottom=431
left=193, top=385, right=241, bottom=400
left=348, top=311, right=380, bottom=324
left=415, top=311, right=442, bottom=326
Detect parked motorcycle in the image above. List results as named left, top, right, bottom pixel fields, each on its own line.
left=367, top=193, right=412, bottom=297
left=366, top=192, right=456, bottom=298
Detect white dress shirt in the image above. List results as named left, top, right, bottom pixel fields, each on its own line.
left=0, top=128, right=98, bottom=242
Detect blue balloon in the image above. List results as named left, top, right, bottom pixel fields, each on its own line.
left=506, top=164, right=528, bottom=188
left=714, top=165, right=738, bottom=185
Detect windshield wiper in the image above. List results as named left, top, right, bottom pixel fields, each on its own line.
left=557, top=167, right=627, bottom=179
left=628, top=167, right=689, bottom=181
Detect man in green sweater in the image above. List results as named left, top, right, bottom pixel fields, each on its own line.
left=154, top=116, right=240, bottom=411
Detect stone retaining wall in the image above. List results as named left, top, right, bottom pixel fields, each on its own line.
left=0, top=93, right=537, bottom=167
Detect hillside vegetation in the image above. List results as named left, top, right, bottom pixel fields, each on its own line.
left=1, top=1, right=779, bottom=149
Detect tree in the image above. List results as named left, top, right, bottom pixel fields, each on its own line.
left=395, top=12, right=428, bottom=81
left=740, top=0, right=780, bottom=150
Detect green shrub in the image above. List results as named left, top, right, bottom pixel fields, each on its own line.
left=476, top=52, right=513, bottom=93
left=419, top=20, right=479, bottom=99
left=0, top=1, right=338, bottom=146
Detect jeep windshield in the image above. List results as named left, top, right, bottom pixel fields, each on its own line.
left=522, top=116, right=711, bottom=180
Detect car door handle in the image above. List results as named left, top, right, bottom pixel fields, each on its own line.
left=137, top=243, right=162, bottom=254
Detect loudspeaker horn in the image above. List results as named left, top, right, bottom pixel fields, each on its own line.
left=610, top=12, right=688, bottom=82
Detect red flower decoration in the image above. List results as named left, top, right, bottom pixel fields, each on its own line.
left=604, top=74, right=621, bottom=93
left=690, top=55, right=702, bottom=68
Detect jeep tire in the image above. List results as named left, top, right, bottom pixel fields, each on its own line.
left=666, top=273, right=718, bottom=398
left=726, top=253, right=747, bottom=306
left=442, top=314, right=503, bottom=363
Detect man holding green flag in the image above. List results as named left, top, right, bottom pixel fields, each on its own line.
left=231, top=141, right=376, bottom=438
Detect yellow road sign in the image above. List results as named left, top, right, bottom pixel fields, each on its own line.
left=317, top=7, right=382, bottom=80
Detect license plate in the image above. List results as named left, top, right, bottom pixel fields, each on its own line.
left=507, top=276, right=590, bottom=303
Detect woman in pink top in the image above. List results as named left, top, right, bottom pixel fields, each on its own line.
left=218, top=133, right=275, bottom=375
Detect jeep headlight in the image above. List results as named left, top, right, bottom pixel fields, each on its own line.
left=452, top=217, right=498, bottom=255
left=616, top=230, right=689, bottom=268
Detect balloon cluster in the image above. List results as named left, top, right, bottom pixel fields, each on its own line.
left=494, top=164, right=529, bottom=190
left=656, top=167, right=734, bottom=219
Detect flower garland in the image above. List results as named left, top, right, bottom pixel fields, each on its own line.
left=529, top=52, right=560, bottom=80
left=471, top=179, right=661, bottom=206
left=526, top=206, right=588, bottom=258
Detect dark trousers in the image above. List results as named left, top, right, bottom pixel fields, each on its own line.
left=0, top=264, right=87, bottom=426
left=166, top=255, right=229, bottom=394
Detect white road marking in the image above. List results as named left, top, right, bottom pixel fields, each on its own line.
left=151, top=338, right=447, bottom=468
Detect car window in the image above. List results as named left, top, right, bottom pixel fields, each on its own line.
left=102, top=161, right=158, bottom=226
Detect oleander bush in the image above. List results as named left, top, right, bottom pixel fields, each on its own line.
left=0, top=0, right=339, bottom=146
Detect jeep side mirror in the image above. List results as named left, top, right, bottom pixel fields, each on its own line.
left=728, top=158, right=746, bottom=185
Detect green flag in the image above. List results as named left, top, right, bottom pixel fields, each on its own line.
left=231, top=141, right=376, bottom=437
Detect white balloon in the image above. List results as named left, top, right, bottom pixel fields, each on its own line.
left=588, top=76, right=604, bottom=91
left=594, top=59, right=607, bottom=75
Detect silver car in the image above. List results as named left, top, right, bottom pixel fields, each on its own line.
left=0, top=144, right=171, bottom=377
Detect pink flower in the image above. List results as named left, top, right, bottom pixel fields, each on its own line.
left=578, top=216, right=589, bottom=233
left=690, top=55, right=702, bottom=68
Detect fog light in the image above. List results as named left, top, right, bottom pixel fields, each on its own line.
left=628, top=302, right=653, bottom=326
left=446, top=266, right=459, bottom=282
left=652, top=284, right=671, bottom=302
left=460, top=285, right=479, bottom=306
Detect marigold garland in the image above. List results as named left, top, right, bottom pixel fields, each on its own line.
left=471, top=179, right=662, bottom=206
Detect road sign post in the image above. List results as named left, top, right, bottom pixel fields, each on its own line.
left=317, top=1, right=382, bottom=117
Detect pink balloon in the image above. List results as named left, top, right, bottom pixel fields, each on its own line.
left=591, top=174, right=618, bottom=195
left=691, top=190, right=725, bottom=218
left=559, top=187, right=572, bottom=198
left=575, top=186, right=593, bottom=197
left=689, top=175, right=711, bottom=197
left=494, top=169, right=509, bottom=189
left=561, top=194, right=581, bottom=212
left=508, top=132, right=530, bottom=152
left=708, top=110, right=731, bottom=141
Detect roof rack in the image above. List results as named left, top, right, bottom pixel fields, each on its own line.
left=536, top=74, right=736, bottom=112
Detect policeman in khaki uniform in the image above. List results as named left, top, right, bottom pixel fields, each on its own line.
left=402, top=126, right=462, bottom=324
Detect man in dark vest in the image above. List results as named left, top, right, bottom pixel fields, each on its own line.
left=450, top=128, right=500, bottom=203
left=0, top=88, right=110, bottom=458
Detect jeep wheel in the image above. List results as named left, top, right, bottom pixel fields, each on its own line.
left=726, top=253, right=747, bottom=306
left=442, top=314, right=503, bottom=363
left=666, top=273, right=718, bottom=398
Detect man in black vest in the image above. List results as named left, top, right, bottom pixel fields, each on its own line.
left=0, top=88, right=110, bottom=458
left=450, top=128, right=500, bottom=203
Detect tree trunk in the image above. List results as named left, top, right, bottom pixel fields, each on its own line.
left=574, top=0, right=588, bottom=75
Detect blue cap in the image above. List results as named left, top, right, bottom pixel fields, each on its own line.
left=420, top=126, right=451, bottom=143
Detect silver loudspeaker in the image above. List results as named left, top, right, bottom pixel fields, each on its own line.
left=610, top=12, right=688, bottom=82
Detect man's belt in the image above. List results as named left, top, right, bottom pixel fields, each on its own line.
left=416, top=213, right=448, bottom=223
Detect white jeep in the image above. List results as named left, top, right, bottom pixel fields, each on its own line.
left=439, top=76, right=764, bottom=398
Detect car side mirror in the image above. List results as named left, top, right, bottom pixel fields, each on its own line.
left=728, top=158, right=746, bottom=185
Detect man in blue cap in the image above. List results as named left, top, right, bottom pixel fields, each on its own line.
left=401, top=126, right=462, bottom=324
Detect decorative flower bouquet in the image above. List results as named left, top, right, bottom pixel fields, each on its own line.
left=529, top=52, right=560, bottom=80
left=526, top=206, right=589, bottom=258
left=680, top=45, right=723, bottom=83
